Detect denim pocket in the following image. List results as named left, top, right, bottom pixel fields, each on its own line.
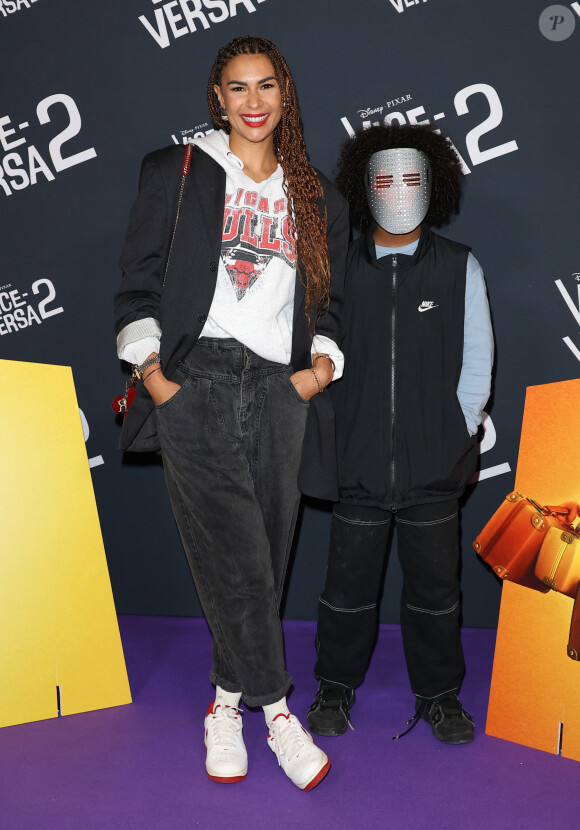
left=154, top=374, right=192, bottom=410
left=284, top=371, right=310, bottom=406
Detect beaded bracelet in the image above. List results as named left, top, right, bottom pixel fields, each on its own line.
left=311, top=366, right=323, bottom=395
left=134, top=354, right=161, bottom=379
left=313, top=353, right=336, bottom=375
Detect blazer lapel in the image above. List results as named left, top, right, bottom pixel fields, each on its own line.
left=159, top=148, right=225, bottom=369
left=189, top=148, right=226, bottom=245
left=161, top=148, right=225, bottom=304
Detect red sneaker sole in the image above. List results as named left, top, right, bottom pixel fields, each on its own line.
left=302, top=758, right=331, bottom=791
left=206, top=772, right=247, bottom=783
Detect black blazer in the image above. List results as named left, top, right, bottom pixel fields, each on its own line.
left=114, top=144, right=349, bottom=500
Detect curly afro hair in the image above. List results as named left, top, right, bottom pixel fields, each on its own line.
left=336, top=123, right=463, bottom=231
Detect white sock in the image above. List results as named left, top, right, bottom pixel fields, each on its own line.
left=263, top=697, right=290, bottom=725
left=215, top=686, right=242, bottom=709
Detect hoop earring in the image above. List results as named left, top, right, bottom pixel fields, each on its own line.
left=221, top=107, right=228, bottom=121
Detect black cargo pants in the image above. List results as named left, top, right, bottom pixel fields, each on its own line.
left=314, top=499, right=465, bottom=700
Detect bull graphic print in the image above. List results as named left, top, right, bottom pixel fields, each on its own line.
left=221, top=188, right=296, bottom=301
left=222, top=247, right=273, bottom=301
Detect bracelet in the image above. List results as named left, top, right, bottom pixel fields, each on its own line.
left=311, top=366, right=323, bottom=395
left=134, top=355, right=160, bottom=379
left=143, top=367, right=162, bottom=383
left=313, top=353, right=336, bottom=375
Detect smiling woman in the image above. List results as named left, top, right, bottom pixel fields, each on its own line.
left=214, top=53, right=283, bottom=153
left=113, top=35, right=349, bottom=791
left=207, top=36, right=334, bottom=327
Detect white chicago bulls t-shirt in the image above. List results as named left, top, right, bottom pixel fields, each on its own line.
left=191, top=130, right=343, bottom=376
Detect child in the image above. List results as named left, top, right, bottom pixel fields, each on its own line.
left=307, top=124, right=493, bottom=745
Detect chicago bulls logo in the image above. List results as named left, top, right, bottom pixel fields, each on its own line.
left=222, top=247, right=273, bottom=301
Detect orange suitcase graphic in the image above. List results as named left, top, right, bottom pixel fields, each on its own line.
left=535, top=528, right=580, bottom=597
left=473, top=492, right=572, bottom=593
left=535, top=527, right=580, bottom=659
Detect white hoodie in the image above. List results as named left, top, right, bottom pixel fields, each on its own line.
left=119, top=130, right=343, bottom=377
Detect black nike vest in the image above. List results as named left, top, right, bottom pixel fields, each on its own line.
left=331, top=225, right=477, bottom=510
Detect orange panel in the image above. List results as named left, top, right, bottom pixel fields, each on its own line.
left=516, top=380, right=580, bottom=506
left=486, top=379, right=580, bottom=760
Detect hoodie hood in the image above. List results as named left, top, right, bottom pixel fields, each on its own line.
left=190, top=129, right=283, bottom=183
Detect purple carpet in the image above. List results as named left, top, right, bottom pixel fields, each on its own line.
left=1, top=617, right=577, bottom=829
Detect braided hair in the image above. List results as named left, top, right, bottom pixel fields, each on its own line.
left=208, top=35, right=331, bottom=327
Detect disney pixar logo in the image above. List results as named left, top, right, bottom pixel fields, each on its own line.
left=357, top=96, right=413, bottom=120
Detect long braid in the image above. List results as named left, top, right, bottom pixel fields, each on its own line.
left=208, top=36, right=331, bottom=329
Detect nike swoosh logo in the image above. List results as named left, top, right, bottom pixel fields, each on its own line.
left=418, top=302, right=438, bottom=312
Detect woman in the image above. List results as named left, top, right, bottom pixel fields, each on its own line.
left=113, top=36, right=348, bottom=790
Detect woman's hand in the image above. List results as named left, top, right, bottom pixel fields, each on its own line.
left=144, top=370, right=181, bottom=406
left=289, top=356, right=334, bottom=401
left=289, top=369, right=318, bottom=401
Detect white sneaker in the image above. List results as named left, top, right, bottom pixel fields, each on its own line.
left=267, top=712, right=330, bottom=790
left=204, top=698, right=248, bottom=783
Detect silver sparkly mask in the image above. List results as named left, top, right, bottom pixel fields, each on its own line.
left=365, top=149, right=432, bottom=234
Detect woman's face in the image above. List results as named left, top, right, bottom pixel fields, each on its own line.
left=214, top=53, right=283, bottom=150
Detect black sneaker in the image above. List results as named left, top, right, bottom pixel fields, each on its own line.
left=417, top=694, right=474, bottom=745
left=307, top=682, right=355, bottom=737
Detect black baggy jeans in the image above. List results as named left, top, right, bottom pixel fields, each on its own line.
left=157, top=338, right=309, bottom=707
left=314, top=500, right=465, bottom=700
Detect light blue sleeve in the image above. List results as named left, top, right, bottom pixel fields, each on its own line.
left=457, top=253, right=494, bottom=436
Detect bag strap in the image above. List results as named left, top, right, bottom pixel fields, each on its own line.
left=527, top=498, right=575, bottom=530
left=567, top=581, right=580, bottom=660
left=162, top=143, right=193, bottom=289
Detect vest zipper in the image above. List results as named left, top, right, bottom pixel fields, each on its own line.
left=390, top=255, right=397, bottom=510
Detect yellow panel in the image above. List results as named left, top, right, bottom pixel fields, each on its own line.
left=486, top=379, right=580, bottom=761
left=0, top=359, right=131, bottom=728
